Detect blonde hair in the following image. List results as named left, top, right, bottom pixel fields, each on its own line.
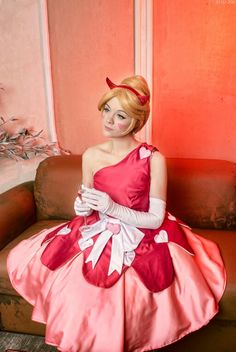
left=98, top=75, right=150, bottom=134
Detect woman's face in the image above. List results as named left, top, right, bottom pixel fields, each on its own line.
left=102, top=97, right=134, bottom=137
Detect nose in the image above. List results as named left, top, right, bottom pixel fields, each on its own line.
left=106, top=112, right=114, bottom=124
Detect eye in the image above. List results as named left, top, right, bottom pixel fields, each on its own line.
left=103, top=106, right=110, bottom=112
left=117, top=113, right=126, bottom=120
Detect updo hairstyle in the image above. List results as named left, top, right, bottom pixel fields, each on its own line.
left=98, top=75, right=150, bottom=134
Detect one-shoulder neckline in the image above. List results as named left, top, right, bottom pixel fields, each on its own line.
left=93, top=142, right=145, bottom=178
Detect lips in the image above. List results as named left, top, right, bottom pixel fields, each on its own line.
left=104, top=125, right=113, bottom=131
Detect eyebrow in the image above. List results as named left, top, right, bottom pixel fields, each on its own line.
left=105, top=103, right=128, bottom=116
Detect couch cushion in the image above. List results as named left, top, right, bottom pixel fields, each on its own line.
left=0, top=220, right=64, bottom=295
left=167, top=158, right=236, bottom=230
left=34, top=155, right=82, bottom=220
left=194, top=228, right=236, bottom=321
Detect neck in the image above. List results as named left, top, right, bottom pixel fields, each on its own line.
left=109, top=135, right=140, bottom=156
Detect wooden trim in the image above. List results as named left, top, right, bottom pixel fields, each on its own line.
left=134, top=0, right=153, bottom=143
left=38, top=0, right=57, bottom=142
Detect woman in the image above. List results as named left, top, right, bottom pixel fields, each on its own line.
left=7, top=76, right=226, bottom=352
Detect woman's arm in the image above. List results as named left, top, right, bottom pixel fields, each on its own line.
left=149, top=151, right=167, bottom=201
left=74, top=148, right=95, bottom=216
left=81, top=147, right=95, bottom=188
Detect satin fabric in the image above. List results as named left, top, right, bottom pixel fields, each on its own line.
left=7, top=143, right=226, bottom=352
left=39, top=143, right=194, bottom=292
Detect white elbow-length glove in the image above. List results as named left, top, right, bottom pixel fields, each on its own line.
left=81, top=187, right=166, bottom=229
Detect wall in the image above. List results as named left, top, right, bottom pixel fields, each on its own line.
left=0, top=0, right=53, bottom=193
left=1, top=0, right=235, bottom=194
left=0, top=0, right=50, bottom=139
left=47, top=0, right=134, bottom=155
left=153, top=0, right=236, bottom=162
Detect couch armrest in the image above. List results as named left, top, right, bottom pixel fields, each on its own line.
left=0, top=181, right=37, bottom=249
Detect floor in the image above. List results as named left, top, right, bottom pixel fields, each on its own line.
left=0, top=331, right=57, bottom=352
left=1, top=321, right=236, bottom=352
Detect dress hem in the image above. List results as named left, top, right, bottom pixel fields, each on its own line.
left=33, top=306, right=221, bottom=352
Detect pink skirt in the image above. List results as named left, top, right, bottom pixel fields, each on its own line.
left=7, top=225, right=226, bottom=352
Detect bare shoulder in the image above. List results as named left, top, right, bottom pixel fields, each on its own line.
left=151, top=150, right=166, bottom=169
left=150, top=150, right=167, bottom=199
left=82, top=146, right=96, bottom=160
left=82, top=142, right=110, bottom=162
left=150, top=151, right=167, bottom=181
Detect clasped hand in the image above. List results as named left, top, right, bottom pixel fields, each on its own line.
left=81, top=187, right=112, bottom=213
left=74, top=186, right=166, bottom=229
left=74, top=195, right=92, bottom=216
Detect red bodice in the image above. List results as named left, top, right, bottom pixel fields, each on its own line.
left=94, top=143, right=154, bottom=212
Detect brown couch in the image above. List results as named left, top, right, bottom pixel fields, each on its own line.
left=0, top=155, right=235, bottom=351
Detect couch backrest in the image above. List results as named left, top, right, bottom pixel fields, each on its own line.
left=34, top=155, right=82, bottom=220
left=34, top=155, right=236, bottom=230
left=167, top=158, right=236, bottom=230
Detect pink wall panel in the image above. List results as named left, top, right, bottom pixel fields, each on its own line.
left=0, top=0, right=49, bottom=138
left=153, top=0, right=236, bottom=161
left=47, top=0, right=134, bottom=154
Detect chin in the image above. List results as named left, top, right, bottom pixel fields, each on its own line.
left=103, top=131, right=114, bottom=138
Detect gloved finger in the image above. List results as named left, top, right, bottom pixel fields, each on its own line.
left=82, top=188, right=101, bottom=196
left=82, top=190, right=98, bottom=198
left=82, top=187, right=104, bottom=197
left=76, top=211, right=91, bottom=216
left=75, top=204, right=91, bottom=212
left=74, top=196, right=82, bottom=204
left=81, top=186, right=94, bottom=195
left=75, top=210, right=87, bottom=216
left=84, top=201, right=99, bottom=210
left=74, top=200, right=90, bottom=208
left=82, top=199, right=98, bottom=207
left=82, top=193, right=100, bottom=202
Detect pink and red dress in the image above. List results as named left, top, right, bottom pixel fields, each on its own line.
left=7, top=143, right=226, bottom=352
